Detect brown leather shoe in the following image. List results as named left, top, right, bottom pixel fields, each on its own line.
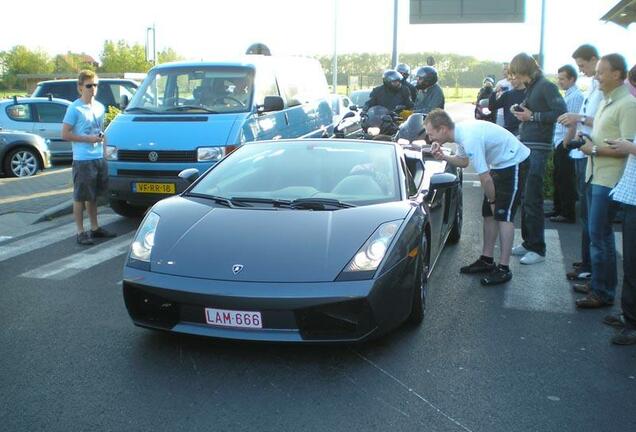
left=575, top=293, right=613, bottom=309
left=611, top=327, right=636, bottom=345
left=572, top=281, right=591, bottom=294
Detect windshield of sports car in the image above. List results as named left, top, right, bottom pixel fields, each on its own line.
left=189, top=141, right=401, bottom=206
left=127, top=66, right=253, bottom=114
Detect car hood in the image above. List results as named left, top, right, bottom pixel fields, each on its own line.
left=105, top=112, right=243, bottom=149
left=148, top=196, right=411, bottom=282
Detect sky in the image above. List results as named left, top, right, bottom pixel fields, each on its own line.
left=2, top=0, right=634, bottom=75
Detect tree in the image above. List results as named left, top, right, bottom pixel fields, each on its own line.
left=158, top=48, right=183, bottom=65
left=53, top=52, right=97, bottom=73
left=3, top=45, right=53, bottom=76
left=99, top=40, right=152, bottom=73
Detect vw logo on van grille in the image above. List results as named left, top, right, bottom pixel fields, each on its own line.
left=148, top=151, right=159, bottom=162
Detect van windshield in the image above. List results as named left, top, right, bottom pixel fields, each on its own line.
left=127, top=66, right=253, bottom=114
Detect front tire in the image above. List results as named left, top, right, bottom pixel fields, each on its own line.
left=109, top=198, right=147, bottom=218
left=448, top=186, right=463, bottom=244
left=4, top=147, right=41, bottom=177
left=408, top=257, right=428, bottom=325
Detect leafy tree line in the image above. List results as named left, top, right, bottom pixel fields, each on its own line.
left=0, top=41, right=182, bottom=90
left=316, top=52, right=504, bottom=88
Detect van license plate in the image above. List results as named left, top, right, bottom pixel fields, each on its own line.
left=133, top=182, right=176, bottom=194
left=205, top=308, right=263, bottom=329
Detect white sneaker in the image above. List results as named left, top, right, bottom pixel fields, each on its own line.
left=511, top=244, right=530, bottom=256
left=520, top=251, right=546, bottom=265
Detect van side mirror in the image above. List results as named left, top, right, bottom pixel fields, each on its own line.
left=178, top=168, right=200, bottom=184
left=119, top=94, right=130, bottom=110
left=258, top=96, right=284, bottom=114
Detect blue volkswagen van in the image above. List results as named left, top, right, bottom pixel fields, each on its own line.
left=104, top=55, right=333, bottom=216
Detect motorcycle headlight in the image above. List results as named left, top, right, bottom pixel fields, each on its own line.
left=105, top=145, right=118, bottom=160
left=197, top=147, right=224, bottom=161
left=367, top=127, right=380, bottom=136
left=130, top=212, right=159, bottom=262
left=342, top=221, right=401, bottom=274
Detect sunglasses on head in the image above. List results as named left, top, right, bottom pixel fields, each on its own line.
left=84, top=83, right=99, bottom=89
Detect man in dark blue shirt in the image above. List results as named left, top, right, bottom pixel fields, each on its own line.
left=488, top=74, right=526, bottom=135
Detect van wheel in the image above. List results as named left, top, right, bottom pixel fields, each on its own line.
left=109, top=199, right=147, bottom=218
left=4, top=147, right=41, bottom=177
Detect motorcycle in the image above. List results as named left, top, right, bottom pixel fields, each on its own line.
left=358, top=105, right=413, bottom=140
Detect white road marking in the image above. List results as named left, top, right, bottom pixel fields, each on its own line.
left=19, top=233, right=133, bottom=280
left=504, top=229, right=575, bottom=313
left=0, top=214, right=122, bottom=263
left=0, top=236, right=13, bottom=243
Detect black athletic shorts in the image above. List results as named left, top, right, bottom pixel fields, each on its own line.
left=482, top=159, right=528, bottom=222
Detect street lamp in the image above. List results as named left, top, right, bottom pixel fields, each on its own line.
left=146, top=25, right=156, bottom=65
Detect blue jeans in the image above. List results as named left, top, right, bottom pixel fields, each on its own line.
left=574, top=158, right=590, bottom=271
left=587, top=184, right=618, bottom=301
left=622, top=204, right=636, bottom=328
left=521, top=148, right=549, bottom=256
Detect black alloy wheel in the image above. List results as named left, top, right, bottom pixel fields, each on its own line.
left=407, top=253, right=429, bottom=324
left=448, top=185, right=463, bottom=244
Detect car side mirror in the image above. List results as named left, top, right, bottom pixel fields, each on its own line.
left=119, top=94, right=130, bottom=110
left=258, top=96, right=284, bottom=114
left=178, top=168, right=200, bottom=184
left=429, top=172, right=458, bottom=190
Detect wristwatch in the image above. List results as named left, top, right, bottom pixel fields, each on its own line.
left=579, top=115, right=587, bottom=125
left=591, top=145, right=598, bottom=156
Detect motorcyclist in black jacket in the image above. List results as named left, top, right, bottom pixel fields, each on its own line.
left=363, top=70, right=414, bottom=114
left=396, top=63, right=417, bottom=102
left=414, top=66, right=445, bottom=115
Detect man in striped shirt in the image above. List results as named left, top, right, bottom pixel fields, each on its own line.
left=604, top=137, right=636, bottom=345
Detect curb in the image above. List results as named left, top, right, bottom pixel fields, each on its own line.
left=32, top=196, right=109, bottom=224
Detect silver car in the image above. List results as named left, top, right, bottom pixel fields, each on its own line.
left=0, top=97, right=71, bottom=163
left=0, top=129, right=51, bottom=177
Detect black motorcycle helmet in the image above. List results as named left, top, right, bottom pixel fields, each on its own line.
left=396, top=63, right=410, bottom=80
left=415, top=66, right=438, bottom=90
left=383, top=70, right=402, bottom=92
left=245, top=43, right=271, bottom=56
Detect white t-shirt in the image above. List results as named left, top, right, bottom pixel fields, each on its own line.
left=570, top=78, right=603, bottom=159
left=454, top=120, right=531, bottom=174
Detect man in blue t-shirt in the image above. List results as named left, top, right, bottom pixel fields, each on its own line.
left=426, top=109, right=530, bottom=286
left=62, top=70, right=116, bottom=245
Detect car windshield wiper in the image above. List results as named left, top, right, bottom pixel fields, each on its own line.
left=289, top=198, right=356, bottom=210
left=125, top=107, right=159, bottom=113
left=185, top=193, right=252, bottom=207
left=230, top=197, right=292, bottom=208
left=164, top=105, right=218, bottom=113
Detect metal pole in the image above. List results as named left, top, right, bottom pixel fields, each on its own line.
left=539, top=0, right=546, bottom=69
left=391, top=0, right=398, bottom=68
left=332, top=0, right=338, bottom=92
left=152, top=24, right=157, bottom=66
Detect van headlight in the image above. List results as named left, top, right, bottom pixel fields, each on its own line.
left=105, top=146, right=118, bottom=160
left=130, top=212, right=159, bottom=262
left=197, top=147, right=224, bottom=161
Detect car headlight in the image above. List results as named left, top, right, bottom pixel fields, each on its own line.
left=367, top=127, right=380, bottom=136
left=343, top=221, right=401, bottom=273
left=105, top=145, right=118, bottom=160
left=197, top=147, right=224, bottom=161
left=130, top=212, right=159, bottom=262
